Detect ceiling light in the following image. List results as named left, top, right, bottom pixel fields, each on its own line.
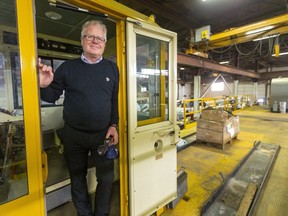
left=253, top=34, right=278, bottom=41
left=245, top=26, right=274, bottom=35
left=272, top=52, right=288, bottom=56
left=45, top=11, right=62, bottom=20
left=180, top=67, right=185, bottom=70
left=219, top=61, right=229, bottom=64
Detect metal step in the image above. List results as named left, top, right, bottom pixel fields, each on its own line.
left=201, top=141, right=280, bottom=216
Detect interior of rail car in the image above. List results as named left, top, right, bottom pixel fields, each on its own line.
left=0, top=0, right=180, bottom=215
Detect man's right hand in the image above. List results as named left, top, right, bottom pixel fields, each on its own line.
left=38, top=58, right=54, bottom=88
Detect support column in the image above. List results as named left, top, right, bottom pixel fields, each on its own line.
left=265, top=79, right=271, bottom=106
left=253, top=81, right=258, bottom=103
left=233, top=80, right=239, bottom=96
left=194, top=75, right=201, bottom=118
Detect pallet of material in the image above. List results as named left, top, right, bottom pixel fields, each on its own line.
left=201, top=109, right=230, bottom=122
left=196, top=109, right=240, bottom=150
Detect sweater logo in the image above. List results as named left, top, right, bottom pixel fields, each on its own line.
left=106, top=77, right=110, bottom=82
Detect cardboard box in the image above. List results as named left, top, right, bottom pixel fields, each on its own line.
left=201, top=109, right=230, bottom=122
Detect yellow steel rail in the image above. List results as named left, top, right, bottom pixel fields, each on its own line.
left=180, top=94, right=255, bottom=132
left=193, top=13, right=288, bottom=50
left=51, top=0, right=157, bottom=25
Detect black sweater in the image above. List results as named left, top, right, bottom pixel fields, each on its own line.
left=40, top=58, right=119, bottom=132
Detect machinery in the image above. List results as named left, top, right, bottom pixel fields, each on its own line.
left=270, top=77, right=288, bottom=113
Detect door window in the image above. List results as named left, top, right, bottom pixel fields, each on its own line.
left=0, top=0, right=28, bottom=204
left=136, top=34, right=169, bottom=125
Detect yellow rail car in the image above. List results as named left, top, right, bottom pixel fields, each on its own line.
left=0, top=0, right=179, bottom=215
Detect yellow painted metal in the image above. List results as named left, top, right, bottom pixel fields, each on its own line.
left=160, top=42, right=166, bottom=121
left=156, top=206, right=166, bottom=215
left=274, top=44, right=280, bottom=57
left=180, top=94, right=255, bottom=134
left=185, top=47, right=208, bottom=58
left=0, top=0, right=45, bottom=215
left=42, top=151, right=48, bottom=183
left=194, top=13, right=288, bottom=50
left=179, top=122, right=197, bottom=138
left=53, top=0, right=157, bottom=26
left=138, top=117, right=165, bottom=126
left=116, top=20, right=129, bottom=216
left=161, top=74, right=166, bottom=121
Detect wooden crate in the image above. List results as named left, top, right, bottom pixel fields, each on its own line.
left=201, top=109, right=230, bottom=122
left=196, top=115, right=240, bottom=150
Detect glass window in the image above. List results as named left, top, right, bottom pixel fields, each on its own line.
left=211, top=82, right=224, bottom=91
left=0, top=0, right=28, bottom=205
left=136, top=34, right=169, bottom=125
left=39, top=57, right=65, bottom=106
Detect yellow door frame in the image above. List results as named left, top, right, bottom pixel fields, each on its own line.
left=1, top=0, right=45, bottom=215
left=49, top=1, right=155, bottom=215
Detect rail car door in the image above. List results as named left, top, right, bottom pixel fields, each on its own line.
left=126, top=18, right=179, bottom=216
left=0, top=0, right=46, bottom=215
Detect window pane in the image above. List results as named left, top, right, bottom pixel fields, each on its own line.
left=0, top=0, right=28, bottom=204
left=136, top=34, right=169, bottom=123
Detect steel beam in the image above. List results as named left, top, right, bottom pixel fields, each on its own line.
left=194, top=13, right=288, bottom=50
left=52, top=0, right=154, bottom=24
left=260, top=70, right=288, bottom=79
left=178, top=53, right=260, bottom=79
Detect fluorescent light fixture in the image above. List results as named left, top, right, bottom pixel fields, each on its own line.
left=253, top=34, right=278, bottom=41
left=219, top=61, right=229, bottom=64
left=180, top=67, right=185, bottom=70
left=45, top=11, right=62, bottom=20
left=245, top=26, right=274, bottom=35
left=272, top=52, right=288, bottom=56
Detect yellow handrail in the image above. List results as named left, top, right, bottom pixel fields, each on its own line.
left=180, top=94, right=255, bottom=130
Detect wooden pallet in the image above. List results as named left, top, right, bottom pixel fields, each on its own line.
left=197, top=134, right=238, bottom=150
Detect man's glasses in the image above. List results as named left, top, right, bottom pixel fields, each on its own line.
left=83, top=35, right=106, bottom=43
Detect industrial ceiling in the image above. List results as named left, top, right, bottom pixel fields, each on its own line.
left=118, top=0, right=288, bottom=81
left=2, top=0, right=288, bottom=81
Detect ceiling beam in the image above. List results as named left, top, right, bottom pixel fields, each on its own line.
left=178, top=53, right=260, bottom=79
left=122, top=0, right=194, bottom=28
left=194, top=13, right=288, bottom=50
left=58, top=0, right=152, bottom=23
left=260, top=70, right=288, bottom=79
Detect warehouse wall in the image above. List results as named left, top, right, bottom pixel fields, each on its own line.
left=178, top=81, right=266, bottom=101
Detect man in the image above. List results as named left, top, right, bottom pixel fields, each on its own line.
left=39, top=20, right=119, bottom=216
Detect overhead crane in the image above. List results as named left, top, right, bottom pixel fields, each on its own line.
left=190, top=13, right=288, bottom=51
left=182, top=13, right=288, bottom=80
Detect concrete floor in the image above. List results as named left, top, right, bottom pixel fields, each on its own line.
left=240, top=107, right=288, bottom=216
left=163, top=106, right=288, bottom=216
left=47, top=181, right=120, bottom=216
left=48, top=106, right=288, bottom=216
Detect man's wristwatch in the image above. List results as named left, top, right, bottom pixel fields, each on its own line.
left=110, top=124, right=118, bottom=129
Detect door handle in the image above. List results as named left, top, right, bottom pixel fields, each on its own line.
left=153, top=128, right=175, bottom=136
left=42, top=151, right=48, bottom=183
left=169, top=130, right=175, bottom=136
